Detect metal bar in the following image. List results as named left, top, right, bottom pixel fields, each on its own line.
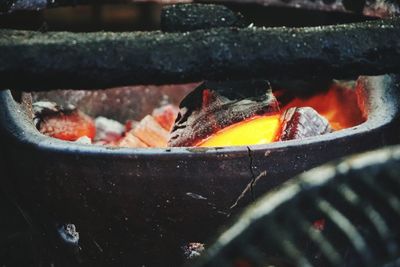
left=160, top=3, right=246, bottom=32
left=0, top=18, right=400, bottom=90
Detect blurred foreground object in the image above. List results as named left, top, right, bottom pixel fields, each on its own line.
left=195, top=145, right=400, bottom=267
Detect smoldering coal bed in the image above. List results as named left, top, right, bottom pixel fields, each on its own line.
left=32, top=79, right=365, bottom=149
left=0, top=74, right=399, bottom=266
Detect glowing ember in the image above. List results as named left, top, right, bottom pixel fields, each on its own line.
left=281, top=84, right=366, bottom=130
left=195, top=84, right=366, bottom=147
left=39, top=111, right=96, bottom=141
left=197, top=115, right=280, bottom=147
left=35, top=81, right=367, bottom=148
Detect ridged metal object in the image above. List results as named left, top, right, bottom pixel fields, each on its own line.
left=195, top=145, right=400, bottom=267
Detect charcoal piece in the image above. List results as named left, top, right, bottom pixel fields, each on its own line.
left=33, top=100, right=96, bottom=141
left=37, top=109, right=96, bottom=141
left=118, top=132, right=148, bottom=148
left=124, top=120, right=140, bottom=132
left=152, top=104, right=179, bottom=131
left=161, top=4, right=246, bottom=32
left=33, top=101, right=76, bottom=127
left=33, top=101, right=62, bottom=116
left=133, top=115, right=169, bottom=147
left=279, top=107, right=332, bottom=141
left=169, top=80, right=279, bottom=147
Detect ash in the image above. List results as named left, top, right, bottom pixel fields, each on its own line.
left=182, top=242, right=205, bottom=259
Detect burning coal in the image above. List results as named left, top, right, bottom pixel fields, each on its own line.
left=170, top=80, right=366, bottom=147
left=33, top=79, right=366, bottom=148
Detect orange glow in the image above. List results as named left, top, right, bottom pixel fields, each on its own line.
left=197, top=115, right=281, bottom=147
left=281, top=85, right=366, bottom=130
left=39, top=111, right=96, bottom=141
left=195, top=84, right=366, bottom=147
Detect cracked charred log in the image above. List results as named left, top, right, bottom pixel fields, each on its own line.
left=1, top=18, right=400, bottom=90
left=168, top=80, right=279, bottom=147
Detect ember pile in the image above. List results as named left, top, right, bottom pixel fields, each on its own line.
left=182, top=80, right=366, bottom=147
left=33, top=80, right=366, bottom=148
left=33, top=101, right=178, bottom=147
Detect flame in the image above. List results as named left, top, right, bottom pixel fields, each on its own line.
left=197, top=115, right=281, bottom=147
left=281, top=84, right=366, bottom=130
left=196, top=84, right=366, bottom=147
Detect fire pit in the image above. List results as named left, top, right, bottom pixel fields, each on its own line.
left=30, top=79, right=365, bottom=148
left=0, top=2, right=400, bottom=266
left=1, top=74, right=399, bottom=265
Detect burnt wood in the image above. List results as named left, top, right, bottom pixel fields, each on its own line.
left=169, top=80, right=279, bottom=147
left=279, top=107, right=332, bottom=141
left=161, top=3, right=246, bottom=32
left=0, top=18, right=400, bottom=90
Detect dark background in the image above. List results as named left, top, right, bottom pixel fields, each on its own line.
left=0, top=125, right=34, bottom=265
